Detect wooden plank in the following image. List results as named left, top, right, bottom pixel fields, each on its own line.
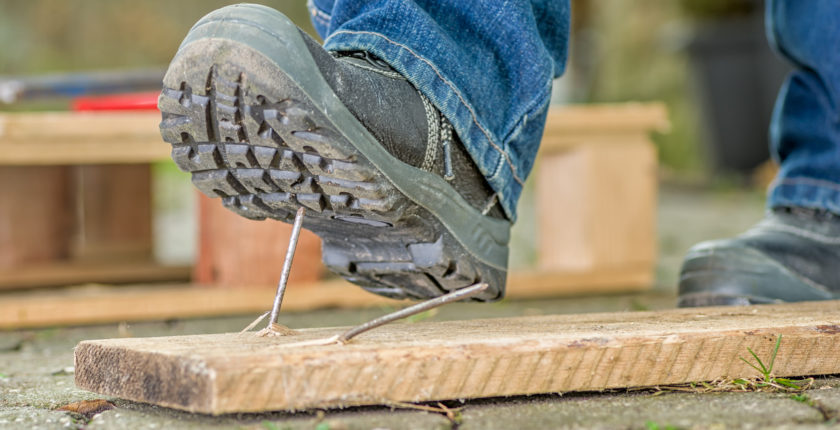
left=0, top=279, right=401, bottom=329
left=0, top=261, right=191, bottom=290
left=0, top=112, right=168, bottom=165
left=75, top=300, right=840, bottom=414
left=0, top=269, right=652, bottom=329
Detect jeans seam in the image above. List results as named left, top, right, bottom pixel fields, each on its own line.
left=488, top=153, right=506, bottom=181
left=773, top=177, right=840, bottom=192
left=326, top=29, right=525, bottom=185
left=485, top=82, right=550, bottom=184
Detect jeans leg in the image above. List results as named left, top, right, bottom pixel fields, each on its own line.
left=766, top=0, right=840, bottom=214
left=307, top=0, right=570, bottom=220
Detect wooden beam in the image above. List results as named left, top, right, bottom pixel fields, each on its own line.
left=75, top=300, right=840, bottom=414
left=0, top=280, right=403, bottom=329
left=543, top=103, right=670, bottom=139
left=0, top=262, right=191, bottom=291
left=0, top=268, right=651, bottom=329
left=0, top=112, right=168, bottom=165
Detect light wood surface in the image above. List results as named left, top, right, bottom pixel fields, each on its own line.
left=534, top=102, right=664, bottom=286
left=0, top=268, right=651, bottom=329
left=0, top=280, right=401, bottom=329
left=536, top=138, right=658, bottom=272
left=541, top=102, right=670, bottom=151
left=75, top=300, right=840, bottom=414
left=0, top=261, right=191, bottom=290
left=0, top=112, right=167, bottom=165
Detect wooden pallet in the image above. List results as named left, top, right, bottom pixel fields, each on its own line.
left=0, top=268, right=650, bottom=329
left=0, top=112, right=167, bottom=165
left=75, top=300, right=840, bottom=414
left=0, top=112, right=177, bottom=289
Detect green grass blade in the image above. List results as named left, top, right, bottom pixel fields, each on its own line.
left=774, top=378, right=802, bottom=390
left=767, top=335, right=782, bottom=374
left=739, top=356, right=765, bottom=375
left=746, top=347, right=769, bottom=376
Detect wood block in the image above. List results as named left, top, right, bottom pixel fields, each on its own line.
left=194, top=193, right=325, bottom=288
left=0, top=112, right=169, bottom=165
left=75, top=300, right=840, bottom=414
left=0, top=166, right=72, bottom=268
left=536, top=137, right=657, bottom=273
left=534, top=103, right=667, bottom=286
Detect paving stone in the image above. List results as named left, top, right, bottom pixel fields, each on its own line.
left=804, top=377, right=840, bottom=421
left=0, top=406, right=83, bottom=430
left=0, top=372, right=101, bottom=410
left=458, top=391, right=825, bottom=430
left=86, top=400, right=451, bottom=430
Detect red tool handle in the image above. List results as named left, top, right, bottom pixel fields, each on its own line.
left=71, top=91, right=160, bottom=111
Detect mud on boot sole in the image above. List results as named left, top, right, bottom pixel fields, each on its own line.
left=158, top=4, right=510, bottom=301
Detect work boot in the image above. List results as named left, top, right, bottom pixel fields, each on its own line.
left=158, top=4, right=510, bottom=301
left=678, top=206, right=840, bottom=307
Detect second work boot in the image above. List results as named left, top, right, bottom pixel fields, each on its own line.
left=158, top=4, right=510, bottom=301
left=678, top=206, right=840, bottom=307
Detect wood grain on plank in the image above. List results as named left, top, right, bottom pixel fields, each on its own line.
left=75, top=300, right=840, bottom=414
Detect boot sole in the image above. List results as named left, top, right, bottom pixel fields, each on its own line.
left=158, top=4, right=509, bottom=301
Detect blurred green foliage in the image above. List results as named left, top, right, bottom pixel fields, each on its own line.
left=569, top=0, right=705, bottom=174
left=0, top=0, right=315, bottom=74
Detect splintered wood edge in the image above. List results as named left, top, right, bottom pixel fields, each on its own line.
left=75, top=301, right=840, bottom=414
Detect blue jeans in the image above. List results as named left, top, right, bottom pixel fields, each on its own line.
left=309, top=1, right=840, bottom=219
left=766, top=0, right=840, bottom=214
left=307, top=0, right=569, bottom=220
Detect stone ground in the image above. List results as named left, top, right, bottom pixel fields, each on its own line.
left=3, top=185, right=840, bottom=429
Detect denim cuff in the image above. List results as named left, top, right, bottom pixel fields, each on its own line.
left=306, top=0, right=331, bottom=38
left=768, top=177, right=840, bottom=215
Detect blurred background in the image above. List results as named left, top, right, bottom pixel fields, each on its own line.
left=0, top=0, right=787, bottom=177
left=0, top=0, right=784, bottom=298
